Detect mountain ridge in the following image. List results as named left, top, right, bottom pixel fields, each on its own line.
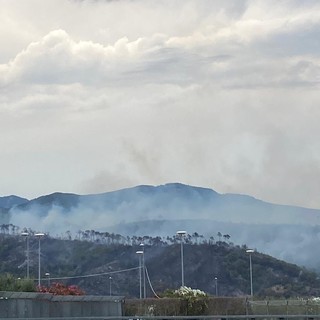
left=3, top=182, right=320, bottom=228
left=3, top=182, right=319, bottom=212
left=0, top=195, right=29, bottom=209
left=2, top=182, right=320, bottom=269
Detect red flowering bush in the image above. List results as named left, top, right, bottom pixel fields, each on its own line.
left=37, top=282, right=85, bottom=295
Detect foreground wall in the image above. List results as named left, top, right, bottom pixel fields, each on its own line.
left=0, top=291, right=123, bottom=318
left=124, top=297, right=248, bottom=316
left=124, top=298, right=320, bottom=316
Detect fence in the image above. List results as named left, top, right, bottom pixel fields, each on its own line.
left=1, top=316, right=320, bottom=320
left=124, top=297, right=247, bottom=316
left=1, top=294, right=320, bottom=319
left=124, top=298, right=320, bottom=317
left=248, top=300, right=320, bottom=316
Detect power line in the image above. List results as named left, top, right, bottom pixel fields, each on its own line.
left=35, top=266, right=140, bottom=282
left=145, top=265, right=161, bottom=299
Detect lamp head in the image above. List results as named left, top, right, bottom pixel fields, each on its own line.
left=35, top=232, right=45, bottom=237
left=246, top=249, right=254, bottom=253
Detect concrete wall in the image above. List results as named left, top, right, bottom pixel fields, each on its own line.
left=0, top=291, right=123, bottom=318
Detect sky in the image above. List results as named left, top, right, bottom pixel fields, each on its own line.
left=0, top=0, right=320, bottom=208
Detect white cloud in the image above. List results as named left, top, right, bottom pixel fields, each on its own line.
left=1, top=27, right=319, bottom=90
left=0, top=0, right=319, bottom=211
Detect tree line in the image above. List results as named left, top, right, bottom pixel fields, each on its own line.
left=0, top=223, right=232, bottom=246
left=0, top=223, right=232, bottom=247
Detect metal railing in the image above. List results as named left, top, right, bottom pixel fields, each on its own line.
left=1, top=315, right=320, bottom=320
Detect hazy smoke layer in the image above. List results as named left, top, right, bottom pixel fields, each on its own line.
left=7, top=184, right=320, bottom=269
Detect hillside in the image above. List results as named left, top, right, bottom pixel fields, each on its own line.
left=0, top=232, right=319, bottom=298
left=0, top=196, right=29, bottom=209
left=2, top=183, right=320, bottom=269
left=5, top=183, right=320, bottom=228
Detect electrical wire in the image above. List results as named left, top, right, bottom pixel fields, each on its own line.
left=145, top=265, right=161, bottom=299
left=37, top=266, right=140, bottom=281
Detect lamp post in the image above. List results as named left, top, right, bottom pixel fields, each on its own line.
left=139, top=243, right=146, bottom=298
left=246, top=249, right=254, bottom=297
left=21, top=232, right=30, bottom=279
left=136, top=250, right=143, bottom=299
left=35, top=233, right=45, bottom=287
left=109, top=276, right=112, bottom=296
left=214, top=277, right=218, bottom=296
left=176, top=230, right=187, bottom=287
left=45, top=272, right=50, bottom=287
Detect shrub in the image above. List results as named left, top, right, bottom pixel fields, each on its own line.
left=0, top=273, right=36, bottom=292
left=163, top=286, right=208, bottom=315
left=37, top=282, right=85, bottom=295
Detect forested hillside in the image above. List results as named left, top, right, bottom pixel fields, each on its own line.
left=0, top=227, right=319, bottom=298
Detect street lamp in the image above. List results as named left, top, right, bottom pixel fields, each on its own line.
left=214, top=277, right=218, bottom=296
left=139, top=243, right=146, bottom=298
left=35, top=233, right=45, bottom=287
left=109, top=276, right=112, bottom=296
left=176, top=230, right=187, bottom=287
left=136, top=250, right=143, bottom=299
left=21, top=232, right=30, bottom=279
left=45, top=272, right=50, bottom=287
left=246, top=249, right=254, bottom=297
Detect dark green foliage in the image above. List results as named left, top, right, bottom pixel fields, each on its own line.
left=1, top=232, right=320, bottom=298
left=0, top=273, right=35, bottom=292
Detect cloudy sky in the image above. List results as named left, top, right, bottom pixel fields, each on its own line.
left=1, top=0, right=320, bottom=208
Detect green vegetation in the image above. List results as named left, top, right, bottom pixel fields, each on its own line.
left=0, top=273, right=35, bottom=292
left=0, top=227, right=320, bottom=298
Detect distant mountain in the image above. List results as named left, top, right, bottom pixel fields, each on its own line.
left=4, top=183, right=320, bottom=268
left=0, top=195, right=29, bottom=209
left=0, top=196, right=29, bottom=224
left=16, top=192, right=80, bottom=216
left=7, top=183, right=320, bottom=226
